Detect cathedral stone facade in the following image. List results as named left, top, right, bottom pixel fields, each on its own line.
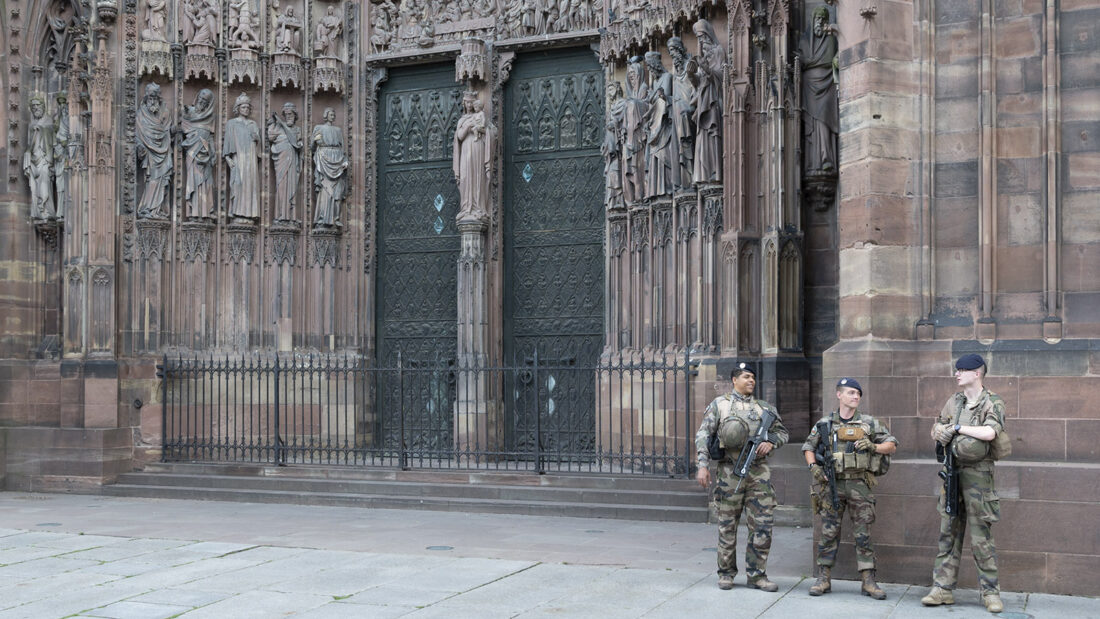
left=0, top=0, right=1097, bottom=595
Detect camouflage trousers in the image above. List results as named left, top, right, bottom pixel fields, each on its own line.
left=812, top=476, right=877, bottom=571
left=933, top=465, right=1001, bottom=593
left=713, top=460, right=776, bottom=579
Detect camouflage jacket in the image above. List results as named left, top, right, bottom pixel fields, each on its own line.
left=801, top=409, right=898, bottom=454
left=937, top=388, right=1006, bottom=466
left=695, top=392, right=789, bottom=468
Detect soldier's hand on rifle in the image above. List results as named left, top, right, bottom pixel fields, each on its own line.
left=931, top=422, right=955, bottom=445
left=810, top=464, right=828, bottom=485
left=854, top=437, right=875, bottom=453
left=696, top=466, right=711, bottom=489
left=756, top=441, right=774, bottom=457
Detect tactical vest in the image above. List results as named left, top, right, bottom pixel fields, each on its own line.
left=828, top=415, right=889, bottom=477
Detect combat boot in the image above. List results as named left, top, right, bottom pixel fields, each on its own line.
left=717, top=574, right=735, bottom=590
left=920, top=586, right=955, bottom=606
left=982, top=592, right=1004, bottom=613
left=860, top=569, right=886, bottom=600
left=808, top=566, right=831, bottom=596
left=747, top=575, right=779, bottom=592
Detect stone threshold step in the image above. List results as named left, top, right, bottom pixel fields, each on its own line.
left=141, top=462, right=700, bottom=491
left=113, top=472, right=707, bottom=507
left=101, top=484, right=710, bottom=522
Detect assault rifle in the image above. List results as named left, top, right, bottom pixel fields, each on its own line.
left=936, top=441, right=960, bottom=518
left=813, top=419, right=840, bottom=511
left=732, top=407, right=779, bottom=493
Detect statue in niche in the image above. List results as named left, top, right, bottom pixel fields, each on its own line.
left=181, top=88, right=217, bottom=220
left=268, top=102, right=303, bottom=223
left=143, top=0, right=169, bottom=42
left=183, top=0, right=220, bottom=46
left=602, top=81, right=626, bottom=209
left=621, top=57, right=649, bottom=205
left=691, top=18, right=724, bottom=183
left=229, top=0, right=261, bottom=48
left=223, top=92, right=261, bottom=221
left=801, top=6, right=839, bottom=175
left=315, top=5, right=344, bottom=56
left=666, top=37, right=696, bottom=190
left=24, top=94, right=56, bottom=221
left=273, top=4, right=302, bottom=53
left=453, top=91, right=495, bottom=220
left=135, top=83, right=174, bottom=220
left=311, top=107, right=349, bottom=229
left=643, top=51, right=675, bottom=199
left=53, top=92, right=70, bottom=221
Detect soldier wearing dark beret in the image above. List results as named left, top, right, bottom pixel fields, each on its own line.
left=922, top=354, right=1006, bottom=613
left=694, top=362, right=789, bottom=591
left=802, top=378, right=897, bottom=599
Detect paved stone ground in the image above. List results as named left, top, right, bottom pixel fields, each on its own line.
left=0, top=493, right=1094, bottom=618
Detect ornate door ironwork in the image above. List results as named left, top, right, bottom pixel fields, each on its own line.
left=376, top=64, right=464, bottom=455
left=504, top=49, right=605, bottom=461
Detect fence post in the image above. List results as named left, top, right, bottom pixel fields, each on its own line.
left=534, top=349, right=543, bottom=474
left=157, top=354, right=168, bottom=463
left=398, top=350, right=407, bottom=470
left=274, top=355, right=282, bottom=466
left=684, top=349, right=693, bottom=478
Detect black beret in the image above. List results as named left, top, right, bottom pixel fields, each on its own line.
left=836, top=378, right=863, bottom=395
left=730, top=362, right=756, bottom=378
left=955, top=353, right=986, bottom=371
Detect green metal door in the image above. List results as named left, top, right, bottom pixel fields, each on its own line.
left=504, top=49, right=605, bottom=460
left=376, top=64, right=463, bottom=455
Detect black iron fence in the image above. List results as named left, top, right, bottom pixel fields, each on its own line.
left=158, top=351, right=699, bottom=476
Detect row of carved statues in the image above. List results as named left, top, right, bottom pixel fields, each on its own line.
left=143, top=0, right=343, bottom=56
left=370, top=0, right=603, bottom=53
left=602, top=18, right=724, bottom=208
left=24, top=85, right=350, bottom=230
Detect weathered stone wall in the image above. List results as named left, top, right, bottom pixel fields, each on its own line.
left=825, top=0, right=1100, bottom=596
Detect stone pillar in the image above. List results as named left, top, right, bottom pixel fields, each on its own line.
left=222, top=222, right=257, bottom=350
left=674, top=191, right=697, bottom=348
left=177, top=220, right=216, bottom=349
left=454, top=217, right=493, bottom=459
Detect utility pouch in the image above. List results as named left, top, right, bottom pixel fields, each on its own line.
left=836, top=425, right=866, bottom=441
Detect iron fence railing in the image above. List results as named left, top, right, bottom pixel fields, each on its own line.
left=158, top=351, right=699, bottom=476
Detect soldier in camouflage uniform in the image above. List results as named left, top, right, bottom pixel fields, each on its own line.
left=921, top=353, right=1005, bottom=614
left=695, top=362, right=789, bottom=591
left=801, top=378, right=897, bottom=600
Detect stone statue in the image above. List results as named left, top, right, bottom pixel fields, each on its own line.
left=273, top=5, right=302, bottom=53
left=136, top=83, right=174, bottom=219
left=230, top=0, right=260, bottom=48
left=644, top=51, right=675, bottom=199
left=602, top=82, right=626, bottom=210
left=53, top=92, right=70, bottom=221
left=268, top=102, right=303, bottom=223
left=667, top=36, right=696, bottom=190
left=182, top=0, right=219, bottom=46
left=223, top=92, right=261, bottom=221
left=181, top=88, right=217, bottom=220
left=311, top=108, right=349, bottom=228
left=315, top=5, right=344, bottom=56
left=370, top=1, right=396, bottom=53
left=622, top=57, right=649, bottom=205
left=143, top=0, right=169, bottom=42
left=24, top=94, right=56, bottom=221
left=453, top=92, right=495, bottom=220
left=801, top=6, right=839, bottom=175
left=691, top=18, right=724, bottom=183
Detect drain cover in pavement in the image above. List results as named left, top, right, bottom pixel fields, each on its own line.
left=995, top=614, right=1032, bottom=619
left=426, top=545, right=454, bottom=551
left=35, top=523, right=61, bottom=527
